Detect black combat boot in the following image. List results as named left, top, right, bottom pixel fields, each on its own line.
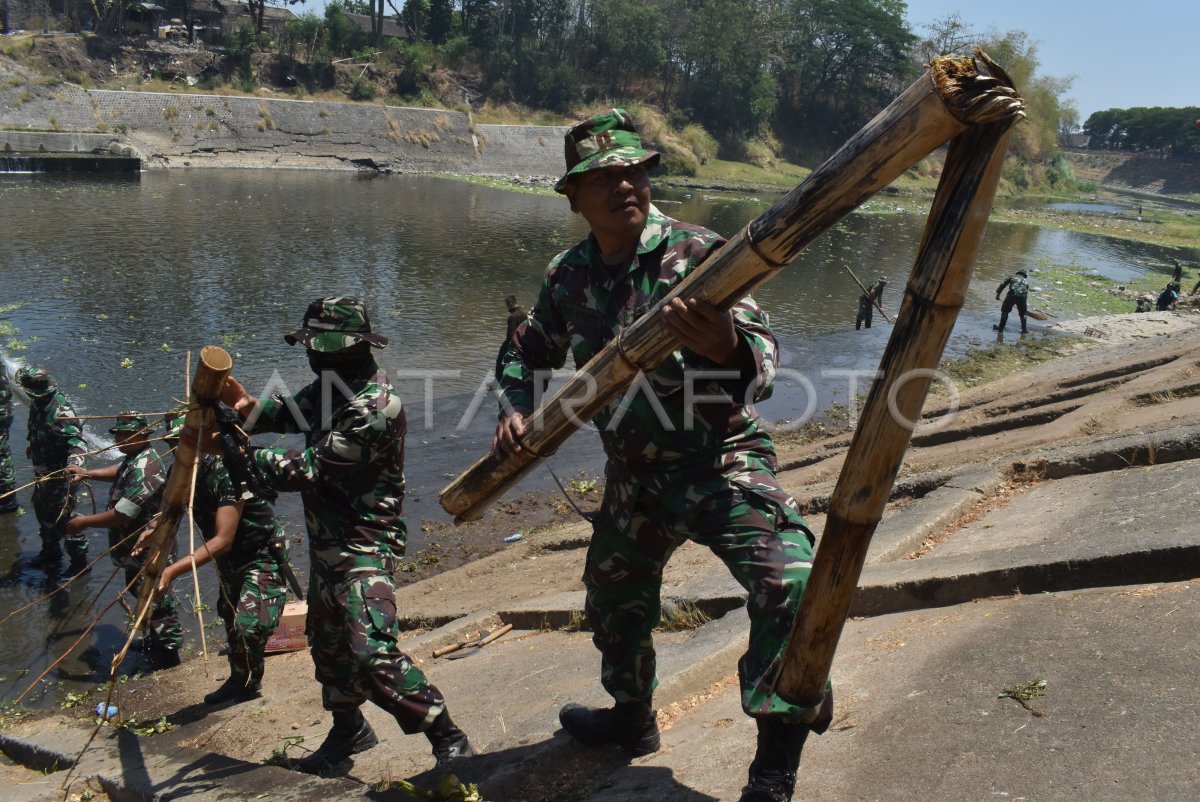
left=0, top=498, right=18, bottom=514
left=738, top=718, right=811, bottom=802
left=296, top=709, right=379, bottom=775
left=559, top=701, right=660, bottom=757
left=425, top=708, right=476, bottom=767
left=204, top=674, right=262, bottom=706
left=66, top=553, right=91, bottom=578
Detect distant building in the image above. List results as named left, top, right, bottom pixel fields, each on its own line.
left=342, top=11, right=412, bottom=41
left=1063, top=132, right=1091, bottom=149
left=213, top=1, right=297, bottom=37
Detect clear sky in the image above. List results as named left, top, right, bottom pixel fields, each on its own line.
left=902, top=0, right=1198, bottom=122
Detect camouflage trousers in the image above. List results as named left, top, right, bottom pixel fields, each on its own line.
left=112, top=540, right=182, bottom=654
left=216, top=558, right=287, bottom=684
left=584, top=458, right=831, bottom=724
left=308, top=560, right=445, bottom=733
left=0, top=421, right=15, bottom=499
left=32, top=475, right=83, bottom=557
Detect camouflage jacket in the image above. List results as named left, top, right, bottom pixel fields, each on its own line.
left=498, top=204, right=781, bottom=477
left=0, top=370, right=11, bottom=429
left=192, top=454, right=286, bottom=573
left=27, top=391, right=86, bottom=472
left=249, top=361, right=407, bottom=570
left=107, top=444, right=166, bottom=546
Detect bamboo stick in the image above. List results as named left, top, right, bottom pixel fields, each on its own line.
left=775, top=116, right=1021, bottom=708
left=113, top=346, right=231, bottom=669
left=440, top=50, right=1024, bottom=522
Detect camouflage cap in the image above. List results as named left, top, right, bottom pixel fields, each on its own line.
left=878, top=276, right=888, bottom=284
left=554, top=108, right=661, bottom=194
left=16, top=366, right=57, bottom=398
left=284, top=296, right=388, bottom=353
left=109, top=411, right=151, bottom=435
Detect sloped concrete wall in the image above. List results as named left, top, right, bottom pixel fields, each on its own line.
left=474, top=123, right=565, bottom=178
left=0, top=80, right=566, bottom=176
left=87, top=91, right=482, bottom=170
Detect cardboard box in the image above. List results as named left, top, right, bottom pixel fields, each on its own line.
left=265, top=601, right=308, bottom=654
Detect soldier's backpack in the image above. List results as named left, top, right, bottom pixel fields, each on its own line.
left=1009, top=274, right=1028, bottom=299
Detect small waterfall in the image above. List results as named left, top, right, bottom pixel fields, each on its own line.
left=0, top=155, right=38, bottom=173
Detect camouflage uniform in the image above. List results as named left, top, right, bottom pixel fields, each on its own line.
left=191, top=454, right=288, bottom=686
left=18, top=368, right=86, bottom=558
left=248, top=299, right=446, bottom=733
left=0, top=368, right=15, bottom=509
left=108, top=441, right=181, bottom=654
left=855, top=278, right=886, bottom=330
left=498, top=203, right=826, bottom=723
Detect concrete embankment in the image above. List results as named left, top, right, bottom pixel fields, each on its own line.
left=0, top=72, right=564, bottom=175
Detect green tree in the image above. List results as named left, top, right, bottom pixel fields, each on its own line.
left=770, top=0, right=915, bottom=157
left=403, top=0, right=431, bottom=39
left=1084, top=107, right=1200, bottom=158
left=977, top=30, right=1073, bottom=181
left=428, top=0, right=453, bottom=43
left=587, top=0, right=665, bottom=97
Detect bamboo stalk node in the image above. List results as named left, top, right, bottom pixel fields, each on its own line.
left=744, top=223, right=790, bottom=271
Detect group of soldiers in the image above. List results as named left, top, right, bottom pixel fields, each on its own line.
left=0, top=109, right=831, bottom=801
left=0, top=365, right=286, bottom=684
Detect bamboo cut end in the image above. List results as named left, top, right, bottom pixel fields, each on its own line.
left=199, top=345, right=233, bottom=373
left=931, top=47, right=1026, bottom=126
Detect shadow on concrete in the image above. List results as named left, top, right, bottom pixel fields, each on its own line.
left=365, top=730, right=720, bottom=802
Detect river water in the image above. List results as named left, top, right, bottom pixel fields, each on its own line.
left=0, top=169, right=1184, bottom=705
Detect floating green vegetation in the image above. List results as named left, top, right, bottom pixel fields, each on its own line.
left=119, top=357, right=134, bottom=369
left=1028, top=262, right=1168, bottom=318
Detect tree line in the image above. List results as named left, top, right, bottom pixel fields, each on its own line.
left=268, top=3, right=1066, bottom=177
left=1083, top=107, right=1200, bottom=160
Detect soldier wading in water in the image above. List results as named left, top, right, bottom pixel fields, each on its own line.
left=494, top=109, right=832, bottom=802
left=205, top=298, right=473, bottom=774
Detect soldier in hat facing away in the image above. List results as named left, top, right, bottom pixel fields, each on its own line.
left=67, top=412, right=181, bottom=667
left=855, top=276, right=887, bottom=330
left=0, top=365, right=17, bottom=514
left=17, top=366, right=88, bottom=573
left=994, top=269, right=1030, bottom=333
left=212, top=297, right=473, bottom=775
left=494, top=110, right=831, bottom=802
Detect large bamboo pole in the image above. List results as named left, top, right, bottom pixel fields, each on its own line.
left=114, top=345, right=231, bottom=669
left=441, top=51, right=1024, bottom=522
left=776, top=117, right=1021, bottom=708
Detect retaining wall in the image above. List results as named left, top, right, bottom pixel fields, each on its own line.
left=1, top=78, right=566, bottom=175
left=474, top=123, right=565, bottom=177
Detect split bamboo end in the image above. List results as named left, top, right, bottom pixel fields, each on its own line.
left=931, top=48, right=1026, bottom=126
